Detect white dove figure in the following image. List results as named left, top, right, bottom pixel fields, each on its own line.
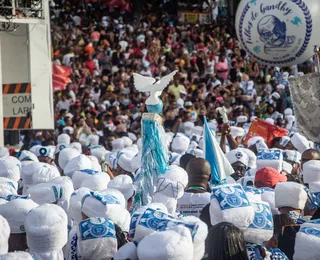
left=132, top=70, right=178, bottom=105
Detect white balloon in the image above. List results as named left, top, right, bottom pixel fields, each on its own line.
left=235, top=0, right=320, bottom=67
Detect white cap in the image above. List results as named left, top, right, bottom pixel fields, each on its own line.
left=128, top=132, right=137, bottom=142
left=58, top=133, right=71, bottom=144
left=58, top=148, right=81, bottom=170
left=0, top=215, right=10, bottom=254
left=247, top=136, right=268, bottom=150
left=64, top=155, right=92, bottom=178
left=29, top=145, right=41, bottom=156
left=37, top=146, right=54, bottom=159
left=108, top=175, right=134, bottom=200
left=275, top=182, right=308, bottom=210
left=283, top=150, right=301, bottom=163
left=118, top=150, right=137, bottom=173
left=0, top=157, right=21, bottom=182
left=0, top=198, right=38, bottom=233
left=27, top=183, right=61, bottom=205
left=226, top=149, right=249, bottom=167
left=192, top=126, right=203, bottom=136
left=284, top=108, right=293, bottom=116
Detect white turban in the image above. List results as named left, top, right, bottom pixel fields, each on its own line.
left=80, top=172, right=110, bottom=192
left=171, top=134, right=190, bottom=155
left=210, top=184, right=254, bottom=230
left=0, top=157, right=21, bottom=182
left=70, top=142, right=82, bottom=154
left=108, top=175, right=134, bottom=200
left=82, top=191, right=126, bottom=228
left=55, top=143, right=70, bottom=155
left=291, top=133, right=310, bottom=153
left=25, top=204, right=68, bottom=260
left=78, top=217, right=117, bottom=260
left=0, top=252, right=34, bottom=260
left=275, top=182, right=308, bottom=210
left=69, top=187, right=91, bottom=224
left=0, top=215, right=10, bottom=254
left=37, top=146, right=54, bottom=159
left=0, top=147, right=9, bottom=158
left=32, top=163, right=60, bottom=185
left=88, top=155, right=102, bottom=171
left=18, top=150, right=38, bottom=162
left=63, top=155, right=92, bottom=178
left=240, top=148, right=256, bottom=169
left=137, top=225, right=193, bottom=260
left=89, top=146, right=106, bottom=162
left=0, top=198, right=38, bottom=233
left=88, top=135, right=99, bottom=146
left=112, top=139, right=125, bottom=152
left=293, top=221, right=320, bottom=260
left=153, top=165, right=188, bottom=215
left=58, top=148, right=80, bottom=170
left=301, top=160, right=320, bottom=184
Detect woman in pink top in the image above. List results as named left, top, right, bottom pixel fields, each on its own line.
left=215, top=54, right=229, bottom=80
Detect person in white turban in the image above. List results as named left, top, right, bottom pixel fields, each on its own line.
left=25, top=204, right=68, bottom=260
left=0, top=198, right=38, bottom=252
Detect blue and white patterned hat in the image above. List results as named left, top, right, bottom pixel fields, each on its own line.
left=209, top=184, right=254, bottom=230
left=294, top=222, right=320, bottom=260
left=78, top=217, right=117, bottom=260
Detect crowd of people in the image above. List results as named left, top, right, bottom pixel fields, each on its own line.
left=0, top=0, right=319, bottom=260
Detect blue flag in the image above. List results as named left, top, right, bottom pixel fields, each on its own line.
left=203, top=117, right=234, bottom=186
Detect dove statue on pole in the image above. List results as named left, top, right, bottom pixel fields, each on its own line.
left=132, top=70, right=178, bottom=114
left=131, top=70, right=178, bottom=211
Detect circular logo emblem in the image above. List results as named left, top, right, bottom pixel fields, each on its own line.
left=236, top=0, right=314, bottom=67
left=235, top=152, right=243, bottom=159
left=225, top=194, right=242, bottom=207
left=262, top=153, right=275, bottom=160
left=90, top=224, right=107, bottom=238
left=20, top=225, right=25, bottom=232
left=252, top=213, right=267, bottom=228
left=147, top=218, right=161, bottom=229
left=39, top=147, right=48, bottom=156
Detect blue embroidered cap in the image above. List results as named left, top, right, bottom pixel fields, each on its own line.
left=79, top=217, right=116, bottom=241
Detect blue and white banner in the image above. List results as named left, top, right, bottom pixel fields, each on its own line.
left=203, top=117, right=234, bottom=186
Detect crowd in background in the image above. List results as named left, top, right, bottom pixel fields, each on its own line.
left=0, top=1, right=319, bottom=260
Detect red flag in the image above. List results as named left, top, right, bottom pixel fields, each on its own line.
left=52, top=64, right=72, bottom=91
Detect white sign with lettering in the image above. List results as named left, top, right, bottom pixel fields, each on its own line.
left=3, top=93, right=32, bottom=118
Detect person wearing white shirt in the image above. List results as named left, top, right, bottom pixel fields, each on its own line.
left=177, top=158, right=211, bottom=217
